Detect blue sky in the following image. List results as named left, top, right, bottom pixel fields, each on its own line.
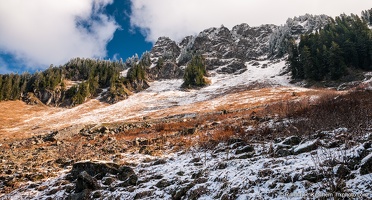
left=0, top=0, right=152, bottom=74
left=104, top=0, right=152, bottom=63
left=0, top=0, right=371, bottom=74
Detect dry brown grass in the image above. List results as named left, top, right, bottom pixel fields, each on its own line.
left=0, top=101, right=48, bottom=140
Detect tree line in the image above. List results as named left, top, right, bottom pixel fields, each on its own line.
left=0, top=57, right=145, bottom=106
left=289, top=12, right=372, bottom=81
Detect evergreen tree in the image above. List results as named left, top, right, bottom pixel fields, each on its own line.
left=290, top=12, right=372, bottom=82
left=288, top=40, right=303, bottom=79
left=1, top=74, right=13, bottom=100
left=182, top=55, right=208, bottom=88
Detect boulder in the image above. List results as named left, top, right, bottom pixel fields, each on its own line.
left=360, top=153, right=372, bottom=175
left=155, top=179, right=172, bottom=189
left=293, top=139, right=320, bottom=154
left=302, top=171, right=323, bottom=183
left=274, top=148, right=293, bottom=157
left=258, top=169, right=274, bottom=177
left=42, top=131, right=58, bottom=142
left=134, top=137, right=150, bottom=146
left=334, top=164, right=351, bottom=178
left=75, top=171, right=100, bottom=193
left=117, top=166, right=138, bottom=186
left=235, top=145, right=255, bottom=155
left=69, top=161, right=120, bottom=180
left=281, top=136, right=301, bottom=146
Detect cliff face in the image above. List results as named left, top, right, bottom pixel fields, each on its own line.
left=34, top=88, right=65, bottom=106
left=146, top=14, right=330, bottom=79
left=22, top=88, right=68, bottom=107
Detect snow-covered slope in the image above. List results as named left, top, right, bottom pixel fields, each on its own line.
left=3, top=58, right=299, bottom=135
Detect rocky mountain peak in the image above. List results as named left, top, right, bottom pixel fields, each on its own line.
left=146, top=14, right=331, bottom=80
left=151, top=36, right=180, bottom=60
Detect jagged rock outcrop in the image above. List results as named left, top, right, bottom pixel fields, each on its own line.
left=151, top=37, right=180, bottom=60
left=145, top=14, right=330, bottom=79
left=33, top=88, right=65, bottom=106
left=126, top=79, right=150, bottom=92
left=268, top=14, right=330, bottom=56
left=148, top=61, right=184, bottom=80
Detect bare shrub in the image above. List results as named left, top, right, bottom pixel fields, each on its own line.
left=311, top=146, right=348, bottom=198
left=155, top=123, right=165, bottom=132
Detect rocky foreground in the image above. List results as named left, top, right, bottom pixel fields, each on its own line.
left=1, top=99, right=372, bottom=199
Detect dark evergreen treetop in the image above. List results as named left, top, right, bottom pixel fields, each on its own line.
left=182, top=54, right=209, bottom=88
left=289, top=12, right=372, bottom=81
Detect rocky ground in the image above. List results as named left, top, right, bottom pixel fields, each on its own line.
left=1, top=87, right=372, bottom=199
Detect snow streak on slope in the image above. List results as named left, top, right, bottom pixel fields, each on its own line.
left=3, top=59, right=305, bottom=135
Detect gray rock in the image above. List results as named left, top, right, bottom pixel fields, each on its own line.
left=134, top=190, right=153, bottom=200
left=360, top=153, right=372, bottom=175
left=281, top=136, right=301, bottom=146
left=102, top=177, right=115, bottom=186
left=293, top=139, right=320, bottom=154
left=69, top=161, right=118, bottom=180
left=151, top=37, right=180, bottom=60
left=153, top=159, right=167, bottom=166
left=117, top=166, right=138, bottom=186
left=155, top=179, right=172, bottom=188
left=217, top=61, right=247, bottom=75
left=75, top=171, right=100, bottom=193
left=302, top=171, right=323, bottom=183
left=67, top=189, right=91, bottom=200
left=334, top=164, right=351, bottom=178
left=274, top=148, right=293, bottom=157
left=235, top=145, right=255, bottom=155
left=258, top=169, right=274, bottom=177
left=148, top=61, right=183, bottom=80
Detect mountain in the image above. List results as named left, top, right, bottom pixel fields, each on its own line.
left=147, top=14, right=330, bottom=80
left=1, top=10, right=372, bottom=200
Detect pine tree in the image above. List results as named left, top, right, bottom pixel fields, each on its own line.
left=182, top=55, right=208, bottom=88
left=328, top=42, right=347, bottom=79
left=288, top=40, right=303, bottom=79
left=1, top=74, right=13, bottom=100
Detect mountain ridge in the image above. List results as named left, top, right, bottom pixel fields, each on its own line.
left=1, top=9, right=372, bottom=199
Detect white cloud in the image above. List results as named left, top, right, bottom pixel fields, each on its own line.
left=0, top=0, right=119, bottom=69
left=130, top=0, right=372, bottom=42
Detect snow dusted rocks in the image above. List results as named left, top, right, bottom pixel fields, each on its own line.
left=360, top=152, right=372, bottom=175
left=3, top=133, right=372, bottom=199
left=148, top=61, right=184, bottom=80
left=151, top=37, right=180, bottom=60
left=145, top=14, right=331, bottom=81
left=75, top=171, right=100, bottom=193
left=293, top=139, right=320, bottom=155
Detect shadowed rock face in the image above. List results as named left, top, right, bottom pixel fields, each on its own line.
left=68, top=161, right=138, bottom=183
left=148, top=61, right=184, bottom=80
left=69, top=161, right=122, bottom=180
left=151, top=37, right=181, bottom=60
left=149, top=24, right=276, bottom=78
left=75, top=171, right=100, bottom=193
left=147, top=15, right=330, bottom=79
